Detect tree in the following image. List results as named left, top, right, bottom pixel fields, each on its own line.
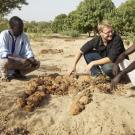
left=0, top=0, right=28, bottom=15
left=108, top=0, right=135, bottom=36
left=117, top=0, right=135, bottom=35
left=64, top=10, right=79, bottom=31
left=51, top=14, right=67, bottom=33
left=75, top=0, right=115, bottom=36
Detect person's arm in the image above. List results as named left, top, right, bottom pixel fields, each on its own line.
left=21, top=34, right=34, bottom=59
left=68, top=51, right=83, bottom=75
left=85, top=57, right=111, bottom=72
left=69, top=36, right=98, bottom=75
left=115, top=44, right=135, bottom=64
left=90, top=57, right=111, bottom=65
left=111, top=61, right=135, bottom=90
left=113, top=44, right=135, bottom=75
left=8, top=55, right=26, bottom=63
left=0, top=31, right=11, bottom=58
left=27, top=57, right=40, bottom=67
left=125, top=44, right=135, bottom=56
left=120, top=61, right=135, bottom=75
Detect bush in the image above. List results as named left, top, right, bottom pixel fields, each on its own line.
left=61, top=30, right=80, bottom=37
left=124, top=32, right=135, bottom=43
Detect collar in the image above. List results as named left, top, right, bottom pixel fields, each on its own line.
left=99, top=36, right=104, bottom=46
left=8, top=29, right=22, bottom=39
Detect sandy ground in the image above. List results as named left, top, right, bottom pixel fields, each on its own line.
left=0, top=35, right=135, bottom=135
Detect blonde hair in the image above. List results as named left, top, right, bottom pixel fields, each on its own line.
left=98, top=20, right=112, bottom=33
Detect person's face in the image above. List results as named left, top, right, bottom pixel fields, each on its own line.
left=12, top=24, right=23, bottom=37
left=100, top=27, right=113, bottom=41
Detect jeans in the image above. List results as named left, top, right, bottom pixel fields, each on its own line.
left=84, top=52, right=114, bottom=78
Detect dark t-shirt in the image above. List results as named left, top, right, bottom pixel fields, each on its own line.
left=80, top=32, right=126, bottom=62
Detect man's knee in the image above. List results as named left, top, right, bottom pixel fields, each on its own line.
left=102, top=63, right=113, bottom=77
left=84, top=52, right=101, bottom=64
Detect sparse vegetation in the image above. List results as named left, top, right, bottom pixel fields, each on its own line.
left=0, top=0, right=134, bottom=40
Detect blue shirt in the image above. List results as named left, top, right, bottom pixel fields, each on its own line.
left=0, top=29, right=34, bottom=59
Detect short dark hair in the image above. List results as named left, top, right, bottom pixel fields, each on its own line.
left=9, top=16, right=23, bottom=29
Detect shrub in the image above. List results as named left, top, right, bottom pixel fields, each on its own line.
left=62, top=30, right=80, bottom=37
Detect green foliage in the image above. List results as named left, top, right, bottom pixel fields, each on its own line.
left=107, top=0, right=135, bottom=36
left=0, top=18, right=9, bottom=32
left=61, top=30, right=80, bottom=37
left=0, top=0, right=28, bottom=16
left=64, top=11, right=79, bottom=31
left=0, top=0, right=133, bottom=40
left=75, top=0, right=115, bottom=34
left=51, top=0, right=115, bottom=35
left=125, top=32, right=135, bottom=43
left=51, top=14, right=67, bottom=33
left=118, top=0, right=135, bottom=35
left=24, top=21, right=53, bottom=34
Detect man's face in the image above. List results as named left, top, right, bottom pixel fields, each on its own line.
left=100, top=27, right=113, bottom=41
left=12, top=24, right=23, bottom=37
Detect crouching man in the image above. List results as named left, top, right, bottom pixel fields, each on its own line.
left=69, top=20, right=126, bottom=78
left=0, top=16, right=40, bottom=81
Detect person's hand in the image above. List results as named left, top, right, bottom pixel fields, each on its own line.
left=68, top=65, right=76, bottom=75
left=32, top=60, right=40, bottom=68
left=112, top=64, right=120, bottom=76
left=111, top=73, right=122, bottom=90
left=84, top=62, right=94, bottom=73
left=27, top=58, right=40, bottom=68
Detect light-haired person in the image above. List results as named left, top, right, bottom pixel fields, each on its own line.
left=69, top=20, right=126, bottom=78
left=0, top=16, right=40, bottom=81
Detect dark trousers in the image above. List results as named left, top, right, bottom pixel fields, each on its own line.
left=84, top=52, right=114, bottom=78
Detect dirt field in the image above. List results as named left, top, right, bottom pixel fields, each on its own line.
left=0, top=35, right=135, bottom=135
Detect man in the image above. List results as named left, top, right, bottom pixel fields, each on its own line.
left=0, top=16, right=40, bottom=81
left=111, top=43, right=135, bottom=96
left=69, top=20, right=126, bottom=78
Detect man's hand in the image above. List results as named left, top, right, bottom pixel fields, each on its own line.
left=111, top=73, right=122, bottom=90
left=27, top=58, right=40, bottom=68
left=112, top=64, right=120, bottom=76
left=85, top=62, right=95, bottom=73
left=68, top=65, right=76, bottom=75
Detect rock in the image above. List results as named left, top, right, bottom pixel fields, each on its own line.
left=79, top=96, right=90, bottom=105
left=16, top=97, right=26, bottom=108
left=69, top=102, right=85, bottom=115
left=23, top=105, right=34, bottom=112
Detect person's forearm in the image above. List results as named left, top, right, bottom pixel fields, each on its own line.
left=125, top=44, right=135, bottom=55
left=8, top=55, right=25, bottom=61
left=115, top=44, right=135, bottom=65
left=73, top=51, right=83, bottom=66
left=27, top=57, right=35, bottom=63
left=120, top=61, right=135, bottom=76
left=91, top=57, right=111, bottom=66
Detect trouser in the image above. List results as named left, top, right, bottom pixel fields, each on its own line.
left=119, top=59, right=135, bottom=86
left=0, top=58, right=40, bottom=77
left=84, top=52, right=113, bottom=78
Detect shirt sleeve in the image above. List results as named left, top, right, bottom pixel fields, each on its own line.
left=0, top=31, right=11, bottom=58
left=107, top=35, right=125, bottom=63
left=80, top=36, right=99, bottom=54
left=21, top=34, right=34, bottom=59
